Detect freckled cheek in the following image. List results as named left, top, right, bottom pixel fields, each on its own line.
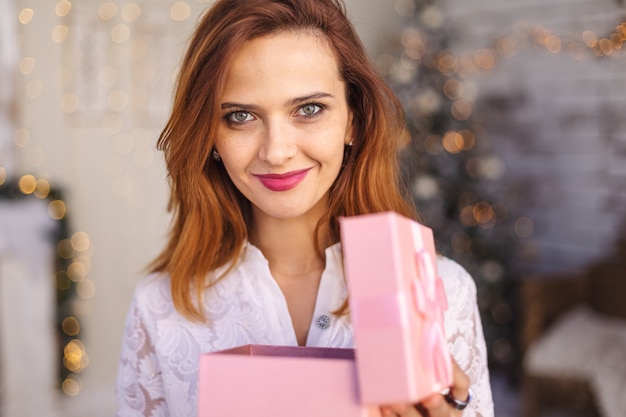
left=214, top=142, right=247, bottom=175
left=215, top=135, right=258, bottom=169
left=317, top=145, right=347, bottom=171
left=221, top=155, right=252, bottom=180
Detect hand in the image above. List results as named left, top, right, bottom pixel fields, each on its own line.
left=379, top=359, right=471, bottom=417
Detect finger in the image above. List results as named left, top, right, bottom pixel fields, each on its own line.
left=414, top=403, right=429, bottom=417
left=448, top=358, right=471, bottom=406
left=420, top=393, right=459, bottom=417
left=383, top=358, right=472, bottom=417
left=380, top=405, right=396, bottom=416
left=384, top=402, right=422, bottom=417
left=418, top=358, right=471, bottom=417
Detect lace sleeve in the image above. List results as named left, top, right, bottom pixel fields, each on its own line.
left=439, top=257, right=494, bottom=417
left=116, top=288, right=168, bottom=417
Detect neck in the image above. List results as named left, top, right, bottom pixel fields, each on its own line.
left=250, top=205, right=331, bottom=347
left=249, top=209, right=328, bottom=277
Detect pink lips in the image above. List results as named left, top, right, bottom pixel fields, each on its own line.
left=254, top=168, right=311, bottom=192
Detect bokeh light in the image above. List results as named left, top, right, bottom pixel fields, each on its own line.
left=63, top=339, right=89, bottom=373
left=51, top=25, right=69, bottom=43
left=442, top=130, right=464, bottom=153
left=19, top=57, right=35, bottom=75
left=25, top=80, right=42, bottom=99
left=71, top=231, right=91, bottom=252
left=62, top=317, right=81, bottom=336
left=98, top=2, right=117, bottom=20
left=77, top=280, right=96, bottom=300
left=111, top=24, right=131, bottom=44
left=451, top=100, right=472, bottom=120
left=18, top=175, right=37, bottom=194
left=121, top=3, right=141, bottom=22
left=61, top=377, right=81, bottom=396
left=474, top=48, right=496, bottom=70
left=515, top=217, right=535, bottom=238
left=61, top=93, right=79, bottom=113
left=48, top=200, right=67, bottom=220
left=170, top=2, right=191, bottom=21
left=18, top=8, right=34, bottom=25
left=34, top=179, right=51, bottom=199
left=395, top=0, right=416, bottom=17
left=55, top=0, right=72, bottom=17
left=57, top=239, right=75, bottom=259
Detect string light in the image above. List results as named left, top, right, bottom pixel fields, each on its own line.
left=0, top=172, right=93, bottom=395
left=14, top=0, right=612, bottom=388
left=393, top=21, right=625, bottom=86
left=383, top=5, right=625, bottom=370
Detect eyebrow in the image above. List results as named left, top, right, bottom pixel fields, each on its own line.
left=220, top=92, right=334, bottom=110
left=287, top=92, right=334, bottom=106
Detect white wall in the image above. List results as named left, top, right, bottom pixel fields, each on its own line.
left=0, top=0, right=18, bottom=173
left=428, top=0, right=626, bottom=273
left=8, top=0, right=624, bottom=415
left=5, top=1, right=396, bottom=416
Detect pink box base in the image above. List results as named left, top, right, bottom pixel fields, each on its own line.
left=198, top=345, right=382, bottom=417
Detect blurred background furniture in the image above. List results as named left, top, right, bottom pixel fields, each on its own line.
left=520, top=246, right=626, bottom=417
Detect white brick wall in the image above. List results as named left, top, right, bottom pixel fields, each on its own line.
left=438, top=0, right=626, bottom=272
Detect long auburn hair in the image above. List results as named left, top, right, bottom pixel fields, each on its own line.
left=151, top=0, right=418, bottom=321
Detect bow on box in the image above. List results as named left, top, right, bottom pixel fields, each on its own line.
left=340, top=212, right=453, bottom=405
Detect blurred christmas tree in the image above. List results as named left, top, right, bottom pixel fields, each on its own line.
left=381, top=0, right=523, bottom=372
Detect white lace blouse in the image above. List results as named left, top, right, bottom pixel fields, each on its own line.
left=116, top=243, right=494, bottom=417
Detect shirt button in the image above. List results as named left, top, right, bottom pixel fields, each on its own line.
left=315, top=314, right=331, bottom=330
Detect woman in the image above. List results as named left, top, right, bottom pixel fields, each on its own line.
left=116, top=0, right=494, bottom=416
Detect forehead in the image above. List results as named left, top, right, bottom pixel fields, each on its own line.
left=238, top=29, right=338, bottom=64
left=220, top=31, right=345, bottom=101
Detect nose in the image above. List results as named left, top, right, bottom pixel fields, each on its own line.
left=258, top=120, right=297, bottom=166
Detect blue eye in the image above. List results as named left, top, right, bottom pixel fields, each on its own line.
left=228, top=111, right=253, bottom=123
left=298, top=103, right=323, bottom=117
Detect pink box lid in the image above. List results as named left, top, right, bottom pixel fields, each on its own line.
left=339, top=211, right=453, bottom=404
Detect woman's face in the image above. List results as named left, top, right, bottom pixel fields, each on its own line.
left=215, top=31, right=353, bottom=222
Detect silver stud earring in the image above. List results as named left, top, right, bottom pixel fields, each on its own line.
left=212, top=149, right=221, bottom=161
left=348, top=139, right=354, bottom=146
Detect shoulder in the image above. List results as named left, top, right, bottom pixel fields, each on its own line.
left=134, top=272, right=170, bottom=299
left=129, top=272, right=176, bottom=318
left=436, top=256, right=478, bottom=311
left=437, top=256, right=476, bottom=291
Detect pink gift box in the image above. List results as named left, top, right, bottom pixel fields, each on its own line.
left=339, top=211, right=452, bottom=405
left=198, top=344, right=382, bottom=417
left=198, top=211, right=451, bottom=413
